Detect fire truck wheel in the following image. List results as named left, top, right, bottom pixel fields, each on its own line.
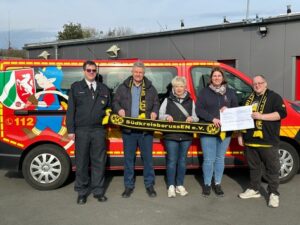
left=22, top=144, right=71, bottom=190
left=262, top=141, right=299, bottom=184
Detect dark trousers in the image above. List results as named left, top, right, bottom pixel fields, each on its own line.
left=122, top=131, right=155, bottom=188
left=74, top=127, right=107, bottom=196
left=245, top=146, right=280, bottom=195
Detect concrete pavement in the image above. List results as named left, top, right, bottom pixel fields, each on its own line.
left=0, top=169, right=299, bottom=225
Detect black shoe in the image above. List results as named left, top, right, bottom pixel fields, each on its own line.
left=202, top=185, right=211, bottom=197
left=213, top=184, right=224, bottom=197
left=122, top=187, right=134, bottom=198
left=94, top=195, right=108, bottom=202
left=77, top=195, right=87, bottom=205
left=146, top=186, right=157, bottom=198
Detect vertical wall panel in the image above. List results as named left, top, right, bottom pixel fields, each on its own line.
left=296, top=57, right=300, bottom=101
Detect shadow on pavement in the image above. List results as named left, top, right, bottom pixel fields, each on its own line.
left=5, top=171, right=23, bottom=179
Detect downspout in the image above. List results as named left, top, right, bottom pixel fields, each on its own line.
left=54, top=44, right=58, bottom=59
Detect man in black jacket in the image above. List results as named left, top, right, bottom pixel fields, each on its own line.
left=238, top=75, right=287, bottom=208
left=112, top=61, right=160, bottom=198
left=66, top=60, right=111, bottom=204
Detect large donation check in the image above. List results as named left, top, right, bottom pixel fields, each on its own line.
left=220, top=106, right=254, bottom=132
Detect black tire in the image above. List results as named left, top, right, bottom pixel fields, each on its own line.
left=22, top=144, right=71, bottom=190
left=278, top=142, right=299, bottom=183
left=263, top=142, right=300, bottom=183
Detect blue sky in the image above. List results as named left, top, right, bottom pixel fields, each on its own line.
left=1, top=0, right=300, bottom=49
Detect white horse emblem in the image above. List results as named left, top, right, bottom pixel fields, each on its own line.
left=16, top=73, right=34, bottom=96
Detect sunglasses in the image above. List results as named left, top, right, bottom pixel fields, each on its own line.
left=85, top=69, right=97, bottom=73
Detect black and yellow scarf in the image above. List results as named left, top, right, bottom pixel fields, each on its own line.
left=245, top=90, right=268, bottom=139
left=129, top=77, right=146, bottom=119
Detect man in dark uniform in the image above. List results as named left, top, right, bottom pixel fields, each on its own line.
left=66, top=60, right=110, bottom=204
left=238, top=75, right=287, bottom=208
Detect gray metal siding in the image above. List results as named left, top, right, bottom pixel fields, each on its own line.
left=24, top=19, right=300, bottom=100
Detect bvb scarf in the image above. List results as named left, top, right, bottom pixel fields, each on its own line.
left=244, top=90, right=268, bottom=139
left=129, top=77, right=146, bottom=119
left=102, top=110, right=221, bottom=136
left=108, top=113, right=220, bottom=135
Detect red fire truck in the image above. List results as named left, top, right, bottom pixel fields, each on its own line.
left=0, top=59, right=299, bottom=190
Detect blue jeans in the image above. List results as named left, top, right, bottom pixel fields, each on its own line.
left=122, top=131, right=155, bottom=188
left=200, top=136, right=231, bottom=185
left=164, top=140, right=192, bottom=187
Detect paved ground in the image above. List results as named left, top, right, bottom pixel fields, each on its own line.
left=0, top=169, right=299, bottom=225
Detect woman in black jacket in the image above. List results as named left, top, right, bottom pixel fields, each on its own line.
left=196, top=67, right=238, bottom=197
left=159, top=76, right=199, bottom=198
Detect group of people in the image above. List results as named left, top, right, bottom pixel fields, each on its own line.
left=66, top=60, right=286, bottom=208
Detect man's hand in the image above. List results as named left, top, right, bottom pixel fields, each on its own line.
left=237, top=135, right=244, bottom=146
left=150, top=112, right=157, bottom=120
left=252, top=112, right=263, bottom=120
left=118, top=109, right=125, bottom=117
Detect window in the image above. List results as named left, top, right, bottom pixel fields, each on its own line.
left=99, top=67, right=177, bottom=101
left=225, top=72, right=252, bottom=105
left=191, top=66, right=252, bottom=105
left=99, top=67, right=132, bottom=95
left=29, top=65, right=177, bottom=103
left=191, top=67, right=211, bottom=95
left=33, top=67, right=83, bottom=92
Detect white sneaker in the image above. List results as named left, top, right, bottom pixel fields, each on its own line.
left=168, top=185, right=176, bottom=198
left=239, top=189, right=261, bottom=199
left=175, top=186, right=188, bottom=196
left=268, top=193, right=279, bottom=208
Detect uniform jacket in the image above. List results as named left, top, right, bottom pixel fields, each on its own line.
left=66, top=79, right=111, bottom=133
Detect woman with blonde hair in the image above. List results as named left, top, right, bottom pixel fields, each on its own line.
left=159, top=76, right=199, bottom=198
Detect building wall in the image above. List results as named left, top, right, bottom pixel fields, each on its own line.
left=26, top=20, right=300, bottom=100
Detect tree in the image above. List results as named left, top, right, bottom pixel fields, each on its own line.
left=82, top=27, right=100, bottom=39
left=57, top=23, right=135, bottom=41
left=0, top=49, right=26, bottom=58
left=104, top=27, right=134, bottom=38
left=57, top=22, right=85, bottom=40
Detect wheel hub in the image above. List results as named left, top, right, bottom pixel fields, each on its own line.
left=42, top=164, right=50, bottom=172
left=30, top=153, right=62, bottom=184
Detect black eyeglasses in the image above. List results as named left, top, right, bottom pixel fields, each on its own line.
left=85, top=69, right=97, bottom=73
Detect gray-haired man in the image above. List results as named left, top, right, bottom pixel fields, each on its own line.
left=112, top=61, right=160, bottom=198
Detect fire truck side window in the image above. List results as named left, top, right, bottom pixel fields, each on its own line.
left=191, top=66, right=252, bottom=105
left=99, top=66, right=177, bottom=103
left=191, top=66, right=211, bottom=95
